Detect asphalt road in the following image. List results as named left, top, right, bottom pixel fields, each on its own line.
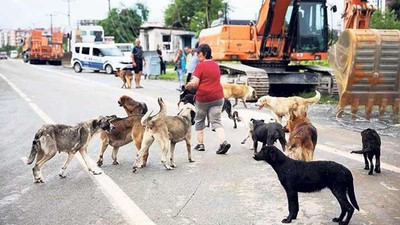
left=1, top=59, right=399, bottom=225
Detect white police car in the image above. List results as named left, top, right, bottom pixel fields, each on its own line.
left=71, top=43, right=131, bottom=74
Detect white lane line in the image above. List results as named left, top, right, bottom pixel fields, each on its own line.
left=317, top=144, right=400, bottom=174
left=380, top=182, right=399, bottom=191
left=0, top=73, right=156, bottom=225
left=23, top=64, right=400, bottom=174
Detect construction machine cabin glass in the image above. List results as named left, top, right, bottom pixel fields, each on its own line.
left=296, top=1, right=328, bottom=54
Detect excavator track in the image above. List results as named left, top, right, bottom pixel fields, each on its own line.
left=219, top=64, right=270, bottom=97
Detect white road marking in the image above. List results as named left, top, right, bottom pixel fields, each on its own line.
left=0, top=73, right=156, bottom=225
left=380, top=182, right=399, bottom=191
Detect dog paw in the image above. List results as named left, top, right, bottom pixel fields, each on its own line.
left=189, top=159, right=195, bottom=163
left=132, top=168, right=137, bottom=173
left=97, top=161, right=103, bottom=167
left=368, top=171, right=373, bottom=175
left=338, top=221, right=349, bottom=225
left=112, top=161, right=119, bottom=165
left=375, top=169, right=381, bottom=173
left=170, top=163, right=177, bottom=168
left=241, top=141, right=245, bottom=144
left=332, top=217, right=342, bottom=222
left=364, top=166, right=369, bottom=170
left=165, top=166, right=173, bottom=170
left=281, top=218, right=292, bottom=223
left=59, top=174, right=66, bottom=179
left=35, top=178, right=44, bottom=183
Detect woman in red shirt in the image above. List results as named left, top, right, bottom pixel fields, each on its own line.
left=185, top=44, right=231, bottom=154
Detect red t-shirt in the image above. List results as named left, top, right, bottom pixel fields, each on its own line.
left=193, top=60, right=224, bottom=102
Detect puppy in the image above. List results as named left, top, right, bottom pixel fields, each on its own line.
left=118, top=95, right=148, bottom=116
left=351, top=128, right=381, bottom=175
left=250, top=119, right=286, bottom=154
left=283, top=111, right=317, bottom=161
left=223, top=83, right=257, bottom=108
left=26, top=116, right=115, bottom=183
left=133, top=98, right=196, bottom=172
left=97, top=97, right=148, bottom=167
left=115, top=68, right=133, bottom=89
left=254, top=146, right=359, bottom=225
left=255, top=91, right=320, bottom=123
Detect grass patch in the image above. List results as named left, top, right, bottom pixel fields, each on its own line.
left=298, top=91, right=338, bottom=105
left=299, top=60, right=331, bottom=68
left=158, top=71, right=187, bottom=81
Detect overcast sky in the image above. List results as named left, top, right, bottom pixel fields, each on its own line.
left=1, top=0, right=343, bottom=30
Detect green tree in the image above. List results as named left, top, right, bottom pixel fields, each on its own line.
left=388, top=0, right=400, bottom=20
left=370, top=10, right=400, bottom=29
left=98, top=3, right=149, bottom=43
left=164, top=0, right=226, bottom=35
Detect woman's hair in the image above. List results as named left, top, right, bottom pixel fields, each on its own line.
left=197, top=44, right=212, bottom=59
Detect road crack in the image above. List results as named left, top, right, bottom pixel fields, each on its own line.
left=174, top=180, right=202, bottom=218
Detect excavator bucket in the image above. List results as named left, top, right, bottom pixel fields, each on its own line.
left=328, top=29, right=400, bottom=119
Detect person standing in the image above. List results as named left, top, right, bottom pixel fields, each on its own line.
left=131, top=39, right=145, bottom=88
left=185, top=44, right=231, bottom=154
left=174, top=48, right=186, bottom=91
left=156, top=45, right=166, bottom=75
left=184, top=44, right=199, bottom=84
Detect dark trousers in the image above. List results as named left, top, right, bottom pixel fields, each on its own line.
left=186, top=73, right=192, bottom=84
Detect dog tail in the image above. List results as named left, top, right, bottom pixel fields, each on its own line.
left=348, top=176, right=360, bottom=211
left=141, top=110, right=153, bottom=126
left=27, top=133, right=40, bottom=165
left=350, top=147, right=371, bottom=154
left=153, top=97, right=167, bottom=120
left=305, top=90, right=321, bottom=105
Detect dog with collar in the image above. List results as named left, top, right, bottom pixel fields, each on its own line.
left=133, top=98, right=196, bottom=172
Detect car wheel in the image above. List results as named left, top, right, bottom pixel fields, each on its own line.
left=23, top=51, right=30, bottom=63
left=105, top=64, right=113, bottom=74
left=74, top=62, right=82, bottom=73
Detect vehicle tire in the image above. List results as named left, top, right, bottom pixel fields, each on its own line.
left=23, top=51, right=30, bottom=63
left=105, top=64, right=113, bottom=74
left=74, top=62, right=82, bottom=73
left=94, top=70, right=100, bottom=73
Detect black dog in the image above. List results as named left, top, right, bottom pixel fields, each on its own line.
left=251, top=119, right=286, bottom=154
left=178, top=86, right=238, bottom=128
left=351, top=128, right=381, bottom=175
left=254, top=146, right=359, bottom=225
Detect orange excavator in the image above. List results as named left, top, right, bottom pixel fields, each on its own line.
left=199, top=0, right=400, bottom=118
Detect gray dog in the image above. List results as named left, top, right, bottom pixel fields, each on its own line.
left=26, top=116, right=115, bottom=183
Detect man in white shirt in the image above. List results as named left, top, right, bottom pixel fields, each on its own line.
left=184, top=44, right=199, bottom=84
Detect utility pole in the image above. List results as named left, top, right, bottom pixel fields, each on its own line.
left=46, top=13, right=55, bottom=34
left=108, top=0, right=111, bottom=12
left=62, top=0, right=75, bottom=27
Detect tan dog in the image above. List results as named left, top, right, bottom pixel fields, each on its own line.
left=223, top=83, right=257, bottom=108
left=118, top=95, right=148, bottom=116
left=97, top=97, right=148, bottom=167
left=115, top=69, right=133, bottom=89
left=283, top=111, right=317, bottom=161
left=26, top=116, right=115, bottom=183
left=132, top=98, right=196, bottom=172
left=255, top=90, right=320, bottom=123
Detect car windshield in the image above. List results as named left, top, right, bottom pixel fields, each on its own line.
left=100, top=48, right=123, bottom=56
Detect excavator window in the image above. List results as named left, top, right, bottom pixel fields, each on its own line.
left=297, top=2, right=327, bottom=53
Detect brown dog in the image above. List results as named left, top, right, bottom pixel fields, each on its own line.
left=283, top=111, right=317, bottom=161
left=255, top=91, right=320, bottom=123
left=97, top=96, right=149, bottom=167
left=118, top=95, right=148, bottom=116
left=223, top=83, right=257, bottom=108
left=115, top=69, right=133, bottom=89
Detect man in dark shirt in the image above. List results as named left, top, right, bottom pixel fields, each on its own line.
left=131, top=39, right=145, bottom=88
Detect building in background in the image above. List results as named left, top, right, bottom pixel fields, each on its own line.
left=0, top=30, right=8, bottom=47
left=370, top=0, right=386, bottom=11
left=139, top=22, right=197, bottom=62
left=8, top=30, right=16, bottom=46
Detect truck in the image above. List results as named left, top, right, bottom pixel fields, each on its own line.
left=22, top=30, right=64, bottom=65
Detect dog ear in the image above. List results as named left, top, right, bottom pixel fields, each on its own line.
left=261, top=119, right=264, bottom=123
left=251, top=118, right=255, bottom=122
left=268, top=147, right=277, bottom=162
left=111, top=115, right=117, bottom=118
left=141, top=103, right=148, bottom=114
left=92, top=119, right=98, bottom=128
